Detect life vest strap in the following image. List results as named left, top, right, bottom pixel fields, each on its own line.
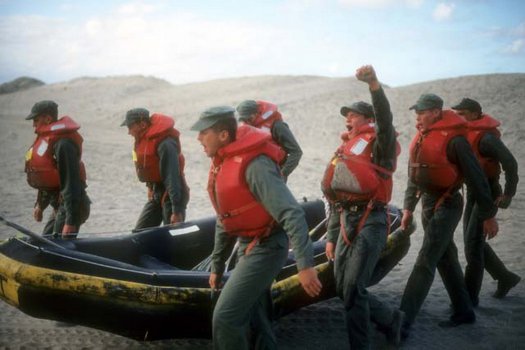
left=339, top=200, right=386, bottom=246
left=433, top=180, right=462, bottom=212
left=409, top=162, right=450, bottom=169
left=244, top=220, right=275, bottom=255
left=219, top=200, right=259, bottom=219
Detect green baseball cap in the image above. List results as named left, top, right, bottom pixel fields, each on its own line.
left=120, top=108, right=150, bottom=127
left=26, top=100, right=58, bottom=120
left=451, top=98, right=482, bottom=113
left=340, top=101, right=375, bottom=119
left=409, top=93, right=443, bottom=112
left=236, top=100, right=259, bottom=121
left=191, top=106, right=236, bottom=131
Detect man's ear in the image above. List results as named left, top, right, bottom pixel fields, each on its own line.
left=139, top=120, right=149, bottom=130
left=432, top=109, right=442, bottom=120
left=218, top=129, right=230, bottom=143
left=44, top=115, right=55, bottom=124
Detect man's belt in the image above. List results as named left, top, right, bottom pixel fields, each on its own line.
left=336, top=201, right=386, bottom=213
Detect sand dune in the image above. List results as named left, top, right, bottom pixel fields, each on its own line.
left=0, top=73, right=524, bottom=349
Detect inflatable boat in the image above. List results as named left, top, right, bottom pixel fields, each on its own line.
left=0, top=199, right=414, bottom=340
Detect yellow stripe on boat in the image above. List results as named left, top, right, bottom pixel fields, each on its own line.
left=0, top=253, right=209, bottom=307
left=0, top=254, right=22, bottom=306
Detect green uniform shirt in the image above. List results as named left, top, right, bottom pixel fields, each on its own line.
left=403, top=135, right=498, bottom=221
left=326, top=86, right=397, bottom=243
left=271, top=120, right=303, bottom=178
left=54, top=138, right=86, bottom=226
left=477, top=133, right=518, bottom=198
left=211, top=155, right=315, bottom=275
left=156, top=137, right=187, bottom=214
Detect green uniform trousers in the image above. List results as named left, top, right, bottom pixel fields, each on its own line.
left=213, top=230, right=289, bottom=350
left=400, top=192, right=473, bottom=324
left=52, top=193, right=90, bottom=236
left=135, top=195, right=185, bottom=230
left=334, top=208, right=394, bottom=350
left=463, top=198, right=510, bottom=303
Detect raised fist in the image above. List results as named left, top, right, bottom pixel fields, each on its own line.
left=355, top=65, right=378, bottom=84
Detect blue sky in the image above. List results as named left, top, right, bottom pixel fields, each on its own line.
left=0, top=0, right=523, bottom=87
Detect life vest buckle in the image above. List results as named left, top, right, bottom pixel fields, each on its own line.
left=347, top=204, right=363, bottom=212
left=336, top=201, right=366, bottom=213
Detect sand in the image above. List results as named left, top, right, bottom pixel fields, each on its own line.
left=1, top=73, right=524, bottom=349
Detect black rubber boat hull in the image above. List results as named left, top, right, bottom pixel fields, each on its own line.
left=0, top=200, right=413, bottom=340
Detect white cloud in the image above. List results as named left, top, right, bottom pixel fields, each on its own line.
left=405, top=0, right=423, bottom=8
left=282, top=0, right=325, bottom=11
left=0, top=11, right=290, bottom=84
left=513, top=22, right=525, bottom=36
left=337, top=0, right=423, bottom=9
left=327, top=62, right=341, bottom=74
left=506, top=39, right=524, bottom=54
left=1, top=1, right=522, bottom=86
left=488, top=22, right=525, bottom=55
left=338, top=0, right=392, bottom=9
left=116, top=1, right=160, bottom=16
left=432, top=3, right=455, bottom=22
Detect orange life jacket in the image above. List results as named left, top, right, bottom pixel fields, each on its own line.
left=466, top=114, right=501, bottom=179
left=25, top=116, right=87, bottom=191
left=133, top=113, right=187, bottom=184
left=409, top=110, right=466, bottom=193
left=251, top=100, right=283, bottom=133
left=207, top=125, right=286, bottom=238
left=321, top=123, right=399, bottom=204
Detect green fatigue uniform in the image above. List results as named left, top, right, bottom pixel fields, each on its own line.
left=463, top=132, right=519, bottom=302
left=211, top=155, right=315, bottom=350
left=35, top=190, right=60, bottom=236
left=270, top=120, right=303, bottom=179
left=135, top=137, right=187, bottom=229
left=52, top=138, right=91, bottom=235
left=327, top=87, right=400, bottom=349
left=236, top=100, right=303, bottom=179
left=400, top=134, right=497, bottom=330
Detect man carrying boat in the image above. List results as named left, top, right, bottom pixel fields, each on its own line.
left=24, top=100, right=91, bottom=238
left=452, top=98, right=520, bottom=303
left=322, top=65, right=403, bottom=348
left=399, top=93, right=498, bottom=336
left=236, top=99, right=303, bottom=180
left=191, top=106, right=321, bottom=350
left=121, top=108, right=189, bottom=229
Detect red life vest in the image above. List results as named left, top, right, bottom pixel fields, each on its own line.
left=408, top=110, right=466, bottom=192
left=133, top=113, right=187, bottom=184
left=466, top=114, right=501, bottom=179
left=251, top=100, right=283, bottom=133
left=321, top=123, right=399, bottom=204
left=207, top=125, right=286, bottom=238
left=25, top=116, right=87, bottom=191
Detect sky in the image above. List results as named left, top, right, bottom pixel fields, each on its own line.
left=0, top=0, right=524, bottom=87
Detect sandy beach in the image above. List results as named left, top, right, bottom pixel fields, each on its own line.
left=1, top=73, right=524, bottom=349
